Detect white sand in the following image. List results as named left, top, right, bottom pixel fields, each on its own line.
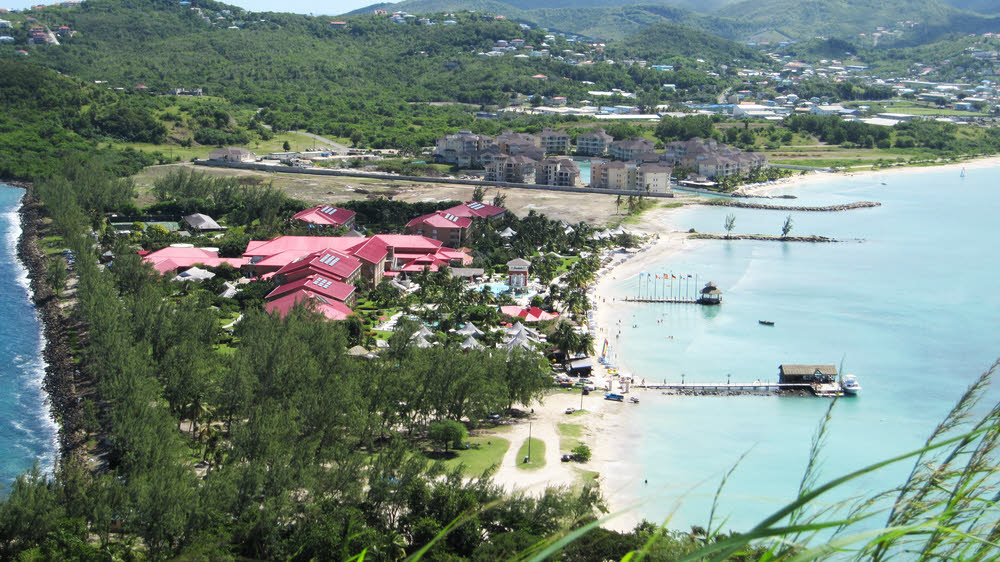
left=489, top=155, right=1000, bottom=528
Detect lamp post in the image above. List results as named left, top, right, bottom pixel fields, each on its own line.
left=527, top=422, right=532, bottom=463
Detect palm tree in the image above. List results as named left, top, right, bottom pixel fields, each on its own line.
left=615, top=194, right=622, bottom=215
left=724, top=213, right=736, bottom=239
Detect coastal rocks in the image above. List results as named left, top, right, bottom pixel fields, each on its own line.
left=15, top=190, right=88, bottom=468
left=702, top=200, right=881, bottom=212
left=689, top=233, right=839, bottom=243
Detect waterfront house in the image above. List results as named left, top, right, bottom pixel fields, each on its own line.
left=609, top=138, right=655, bottom=161
left=538, top=127, right=571, bottom=153
left=484, top=154, right=536, bottom=183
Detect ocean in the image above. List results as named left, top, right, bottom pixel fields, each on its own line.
left=0, top=186, right=57, bottom=491
left=603, top=167, right=1000, bottom=531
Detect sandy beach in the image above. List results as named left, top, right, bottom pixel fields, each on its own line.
left=483, top=156, right=1000, bottom=529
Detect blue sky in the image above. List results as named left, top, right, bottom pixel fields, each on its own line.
left=3, top=0, right=388, bottom=16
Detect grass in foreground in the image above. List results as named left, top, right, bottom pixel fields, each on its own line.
left=438, top=435, right=510, bottom=477
left=557, top=422, right=584, bottom=452
left=516, top=437, right=546, bottom=470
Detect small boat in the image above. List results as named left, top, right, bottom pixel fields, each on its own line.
left=881, top=181, right=887, bottom=185
left=628, top=396, right=640, bottom=404
left=842, top=374, right=861, bottom=395
left=758, top=320, right=775, bottom=326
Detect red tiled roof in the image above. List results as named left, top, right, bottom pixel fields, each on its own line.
left=243, top=236, right=363, bottom=259
left=273, top=248, right=361, bottom=282
left=265, top=291, right=354, bottom=321
left=142, top=246, right=248, bottom=274
left=446, top=201, right=507, bottom=219
left=406, top=211, right=473, bottom=229
left=499, top=306, right=558, bottom=322
left=292, top=205, right=356, bottom=227
left=266, top=274, right=355, bottom=303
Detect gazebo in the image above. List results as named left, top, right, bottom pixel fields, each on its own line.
left=456, top=322, right=484, bottom=336
left=698, top=282, right=723, bottom=305
left=460, top=335, right=484, bottom=350
left=411, top=325, right=434, bottom=339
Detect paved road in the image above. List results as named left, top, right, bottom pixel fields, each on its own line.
left=291, top=130, right=350, bottom=153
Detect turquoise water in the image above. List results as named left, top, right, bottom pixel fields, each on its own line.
left=575, top=158, right=591, bottom=185
left=0, top=186, right=57, bottom=490
left=605, top=169, right=1000, bottom=530
left=484, top=282, right=511, bottom=294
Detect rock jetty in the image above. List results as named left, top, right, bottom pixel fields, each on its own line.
left=689, top=233, right=838, bottom=242
left=702, top=200, right=881, bottom=212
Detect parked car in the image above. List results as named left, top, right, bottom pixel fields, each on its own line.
left=561, top=454, right=573, bottom=462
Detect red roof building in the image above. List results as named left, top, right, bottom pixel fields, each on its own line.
left=272, top=248, right=361, bottom=285
left=141, top=245, right=249, bottom=276
left=499, top=306, right=559, bottom=322
left=266, top=273, right=356, bottom=305
left=265, top=291, right=354, bottom=321
left=244, top=235, right=471, bottom=285
left=292, top=205, right=356, bottom=228
left=405, top=211, right=472, bottom=245
left=444, top=200, right=507, bottom=219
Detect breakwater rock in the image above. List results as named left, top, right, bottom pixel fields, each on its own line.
left=689, top=233, right=838, bottom=242
left=15, top=189, right=87, bottom=468
left=702, top=200, right=881, bottom=212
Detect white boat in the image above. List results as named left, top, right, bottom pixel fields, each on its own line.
left=842, top=374, right=862, bottom=395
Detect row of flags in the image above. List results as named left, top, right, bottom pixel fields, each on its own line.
left=639, top=273, right=694, bottom=280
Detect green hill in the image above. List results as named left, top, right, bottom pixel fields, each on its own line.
left=375, top=0, right=1000, bottom=42
left=605, top=21, right=769, bottom=65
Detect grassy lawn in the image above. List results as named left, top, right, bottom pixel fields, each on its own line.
left=574, top=468, right=600, bottom=487
left=555, top=256, right=579, bottom=273
left=661, top=202, right=685, bottom=209
left=438, top=435, right=510, bottom=477
left=515, top=437, right=546, bottom=470
left=557, top=422, right=584, bottom=452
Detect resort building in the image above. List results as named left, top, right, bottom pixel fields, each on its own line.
left=535, top=157, right=580, bottom=187
left=243, top=235, right=471, bottom=285
left=432, top=131, right=496, bottom=167
left=405, top=211, right=473, bottom=245
left=272, top=248, right=362, bottom=286
left=140, top=244, right=249, bottom=276
left=576, top=128, right=614, bottom=156
left=661, top=138, right=767, bottom=179
left=538, top=127, right=571, bottom=153
left=444, top=200, right=507, bottom=220
left=292, top=205, right=357, bottom=228
left=590, top=160, right=672, bottom=193
left=484, top=154, right=536, bottom=183
left=182, top=213, right=225, bottom=231
left=265, top=291, right=355, bottom=321
left=495, top=130, right=545, bottom=160
left=506, top=257, right=530, bottom=293
left=609, top=138, right=655, bottom=161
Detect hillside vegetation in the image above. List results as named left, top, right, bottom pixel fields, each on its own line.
left=383, top=0, right=1000, bottom=42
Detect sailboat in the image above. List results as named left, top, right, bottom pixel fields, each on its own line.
left=961, top=167, right=967, bottom=178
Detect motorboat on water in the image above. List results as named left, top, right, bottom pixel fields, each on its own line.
left=842, top=374, right=861, bottom=395
left=758, top=320, right=775, bottom=326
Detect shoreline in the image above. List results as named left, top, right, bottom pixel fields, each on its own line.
left=11, top=183, right=86, bottom=471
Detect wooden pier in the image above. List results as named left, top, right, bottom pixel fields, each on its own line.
left=637, top=382, right=844, bottom=397
left=623, top=297, right=699, bottom=304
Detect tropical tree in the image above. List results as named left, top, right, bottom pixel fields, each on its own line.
left=724, top=213, right=736, bottom=238
left=781, top=214, right=794, bottom=239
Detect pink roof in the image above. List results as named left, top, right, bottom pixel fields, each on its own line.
left=406, top=211, right=473, bottom=230
left=142, top=246, right=248, bottom=274
left=244, top=236, right=363, bottom=259
left=292, top=205, right=356, bottom=227
left=265, top=291, right=354, bottom=321
left=447, top=201, right=507, bottom=219
left=266, top=274, right=355, bottom=303
left=499, top=306, right=559, bottom=322
left=350, top=236, right=389, bottom=264
left=273, top=248, right=361, bottom=281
